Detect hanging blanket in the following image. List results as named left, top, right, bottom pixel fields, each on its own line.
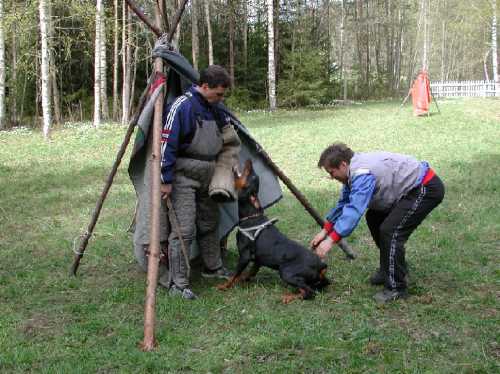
left=128, top=47, right=282, bottom=257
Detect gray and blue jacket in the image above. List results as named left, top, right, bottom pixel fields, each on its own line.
left=324, top=152, right=434, bottom=242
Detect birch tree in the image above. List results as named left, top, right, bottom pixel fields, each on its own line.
left=10, top=2, right=17, bottom=126
left=228, top=0, right=235, bottom=89
left=267, top=0, right=276, bottom=110
left=0, top=0, right=5, bottom=130
left=242, top=0, right=248, bottom=75
left=39, top=0, right=52, bottom=138
left=112, top=0, right=119, bottom=121
left=421, top=0, right=429, bottom=71
left=491, top=0, right=498, bottom=83
left=121, top=2, right=131, bottom=125
left=93, top=0, right=103, bottom=127
left=191, top=0, right=199, bottom=70
left=48, top=2, right=61, bottom=124
left=204, top=0, right=214, bottom=65
left=100, top=3, right=109, bottom=121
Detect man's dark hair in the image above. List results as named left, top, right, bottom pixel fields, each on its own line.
left=318, top=143, right=354, bottom=169
left=199, top=65, right=231, bottom=88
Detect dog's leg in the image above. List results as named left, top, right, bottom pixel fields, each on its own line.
left=282, top=288, right=309, bottom=304
left=217, top=250, right=252, bottom=291
left=239, top=263, right=260, bottom=282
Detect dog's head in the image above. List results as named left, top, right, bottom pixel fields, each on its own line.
left=234, top=159, right=260, bottom=203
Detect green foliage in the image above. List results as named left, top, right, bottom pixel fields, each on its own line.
left=278, top=49, right=333, bottom=107
left=1, top=99, right=499, bottom=372
left=224, top=87, right=264, bottom=111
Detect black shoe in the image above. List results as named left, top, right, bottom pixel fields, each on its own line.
left=373, top=288, right=408, bottom=304
left=369, top=269, right=386, bottom=285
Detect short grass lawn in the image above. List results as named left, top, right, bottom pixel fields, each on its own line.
left=0, top=98, right=499, bottom=373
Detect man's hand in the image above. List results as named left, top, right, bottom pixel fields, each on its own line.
left=160, top=183, right=172, bottom=200
left=315, top=237, right=334, bottom=260
left=310, top=229, right=328, bottom=249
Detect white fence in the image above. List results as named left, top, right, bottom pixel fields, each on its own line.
left=430, top=80, right=499, bottom=98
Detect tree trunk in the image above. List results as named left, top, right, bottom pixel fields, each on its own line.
left=191, top=0, right=199, bottom=70
left=492, top=0, right=498, bottom=83
left=39, top=0, right=52, bottom=138
left=94, top=0, right=103, bottom=128
left=100, top=3, right=109, bottom=121
left=171, top=0, right=181, bottom=49
left=11, top=3, right=17, bottom=126
left=267, top=0, right=276, bottom=110
left=340, top=0, right=346, bottom=100
left=121, top=2, right=131, bottom=125
left=440, top=0, right=446, bottom=82
left=228, top=0, right=235, bottom=89
left=48, top=2, right=61, bottom=125
left=204, top=0, right=214, bottom=65
left=421, top=0, right=428, bottom=71
left=273, top=0, right=279, bottom=83
left=112, top=0, right=120, bottom=121
left=129, top=37, right=138, bottom=115
left=0, top=0, right=5, bottom=130
left=242, top=0, right=248, bottom=75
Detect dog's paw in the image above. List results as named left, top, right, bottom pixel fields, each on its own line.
left=216, top=283, right=230, bottom=291
left=281, top=293, right=299, bottom=304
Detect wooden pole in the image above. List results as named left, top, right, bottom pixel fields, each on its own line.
left=125, top=0, right=161, bottom=37
left=140, top=3, right=165, bottom=352
left=70, top=77, right=152, bottom=276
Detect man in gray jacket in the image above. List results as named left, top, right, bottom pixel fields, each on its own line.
left=311, top=143, right=445, bottom=303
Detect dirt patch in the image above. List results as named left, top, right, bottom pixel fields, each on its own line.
left=20, top=314, right=53, bottom=339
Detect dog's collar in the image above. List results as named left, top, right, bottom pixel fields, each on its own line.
left=237, top=218, right=278, bottom=242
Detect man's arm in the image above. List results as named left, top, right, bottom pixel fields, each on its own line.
left=325, top=185, right=350, bottom=226
left=329, top=174, right=376, bottom=241
left=160, top=96, right=193, bottom=186
left=311, top=186, right=350, bottom=248
left=315, top=174, right=376, bottom=258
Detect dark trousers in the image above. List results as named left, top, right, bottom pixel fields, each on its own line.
left=365, top=175, right=445, bottom=290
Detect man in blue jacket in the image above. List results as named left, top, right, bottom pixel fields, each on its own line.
left=160, top=65, right=233, bottom=300
left=311, top=143, right=445, bottom=303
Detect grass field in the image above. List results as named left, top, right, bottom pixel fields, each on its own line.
left=0, top=99, right=499, bottom=373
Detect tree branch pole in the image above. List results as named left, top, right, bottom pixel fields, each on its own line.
left=125, top=0, right=162, bottom=37
left=254, top=146, right=357, bottom=259
left=140, top=43, right=164, bottom=353
left=141, top=0, right=188, bottom=353
left=70, top=77, right=153, bottom=276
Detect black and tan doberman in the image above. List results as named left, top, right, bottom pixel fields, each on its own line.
left=217, top=160, right=330, bottom=303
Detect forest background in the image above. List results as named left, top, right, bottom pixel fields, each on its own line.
left=0, top=0, right=498, bottom=135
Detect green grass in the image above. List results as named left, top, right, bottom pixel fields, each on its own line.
left=1, top=99, right=499, bottom=373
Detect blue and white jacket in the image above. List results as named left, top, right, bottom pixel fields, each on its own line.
left=160, top=85, right=229, bottom=184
